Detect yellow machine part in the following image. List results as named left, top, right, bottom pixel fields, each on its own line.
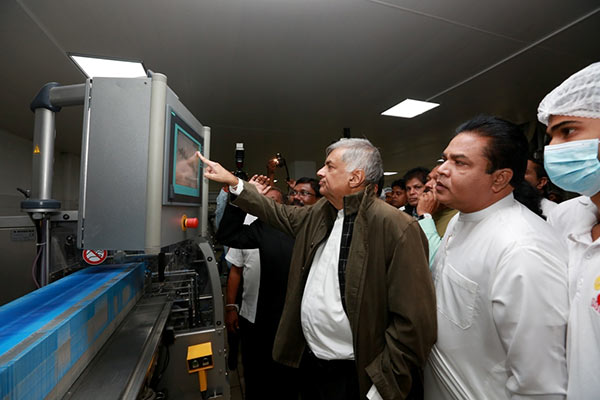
left=187, top=342, right=214, bottom=392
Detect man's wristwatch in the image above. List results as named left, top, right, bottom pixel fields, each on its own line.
left=225, top=304, right=239, bottom=313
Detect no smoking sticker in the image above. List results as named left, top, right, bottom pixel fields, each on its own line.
left=83, top=249, right=108, bottom=265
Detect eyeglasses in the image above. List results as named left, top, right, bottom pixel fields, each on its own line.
left=289, top=190, right=315, bottom=197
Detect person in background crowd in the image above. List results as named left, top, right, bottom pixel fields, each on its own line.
left=537, top=61, right=600, bottom=400
left=424, top=115, right=568, bottom=399
left=418, top=162, right=458, bottom=236
left=220, top=182, right=315, bottom=399
left=223, top=213, right=261, bottom=395
left=524, top=155, right=558, bottom=218
left=381, top=187, right=393, bottom=204
left=389, top=178, right=407, bottom=209
left=215, top=171, right=248, bottom=371
left=415, top=163, right=458, bottom=265
left=289, top=177, right=322, bottom=206
left=548, top=189, right=565, bottom=204
left=402, top=167, right=429, bottom=217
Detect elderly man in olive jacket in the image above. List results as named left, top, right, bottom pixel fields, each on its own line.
left=198, top=138, right=436, bottom=400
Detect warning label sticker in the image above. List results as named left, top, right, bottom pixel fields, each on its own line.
left=82, top=249, right=108, bottom=265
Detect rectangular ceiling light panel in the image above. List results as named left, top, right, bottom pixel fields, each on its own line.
left=69, top=54, right=146, bottom=78
left=382, top=99, right=439, bottom=118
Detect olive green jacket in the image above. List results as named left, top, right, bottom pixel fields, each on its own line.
left=232, top=183, right=437, bottom=399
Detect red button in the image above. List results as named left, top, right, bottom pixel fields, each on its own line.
left=185, top=217, right=199, bottom=229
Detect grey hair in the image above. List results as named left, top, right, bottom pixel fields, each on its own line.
left=266, top=185, right=284, bottom=199
left=326, top=138, right=384, bottom=184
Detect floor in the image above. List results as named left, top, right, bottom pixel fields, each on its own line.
left=228, top=340, right=245, bottom=400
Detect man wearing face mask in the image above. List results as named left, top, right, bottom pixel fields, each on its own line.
left=538, top=61, right=600, bottom=400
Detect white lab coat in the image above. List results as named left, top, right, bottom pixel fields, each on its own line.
left=425, top=193, right=568, bottom=400
left=547, top=196, right=600, bottom=400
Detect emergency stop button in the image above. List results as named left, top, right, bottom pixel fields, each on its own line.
left=181, top=215, right=199, bottom=231
left=185, top=217, right=199, bottom=228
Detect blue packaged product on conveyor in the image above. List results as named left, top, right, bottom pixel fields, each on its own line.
left=0, top=263, right=145, bottom=400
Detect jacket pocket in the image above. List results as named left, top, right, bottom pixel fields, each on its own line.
left=435, top=263, right=479, bottom=329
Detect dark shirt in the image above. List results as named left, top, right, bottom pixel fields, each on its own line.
left=338, top=212, right=356, bottom=312
left=403, top=204, right=418, bottom=218
left=216, top=203, right=294, bottom=326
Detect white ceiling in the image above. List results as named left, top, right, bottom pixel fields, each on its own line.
left=1, top=0, right=599, bottom=184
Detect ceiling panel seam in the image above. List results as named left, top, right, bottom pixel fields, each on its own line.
left=424, top=6, right=600, bottom=102
left=365, top=0, right=533, bottom=44
left=16, top=0, right=69, bottom=62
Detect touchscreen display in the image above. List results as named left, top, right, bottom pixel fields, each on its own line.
left=175, top=127, right=200, bottom=190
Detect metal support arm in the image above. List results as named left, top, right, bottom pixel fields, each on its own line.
left=23, top=82, right=87, bottom=287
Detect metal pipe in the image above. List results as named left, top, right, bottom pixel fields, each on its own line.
left=49, top=83, right=86, bottom=107
left=31, top=108, right=56, bottom=200
left=201, top=126, right=211, bottom=237
left=40, top=218, right=50, bottom=286
left=27, top=82, right=85, bottom=288
left=145, top=73, right=167, bottom=255
left=44, top=218, right=50, bottom=286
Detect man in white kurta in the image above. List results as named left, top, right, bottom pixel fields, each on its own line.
left=424, top=115, right=569, bottom=399
left=537, top=61, right=600, bottom=399
left=426, top=194, right=569, bottom=399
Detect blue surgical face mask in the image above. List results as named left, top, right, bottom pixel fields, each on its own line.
left=544, top=138, right=600, bottom=197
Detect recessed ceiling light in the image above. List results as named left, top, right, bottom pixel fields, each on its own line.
left=381, top=99, right=439, bottom=118
left=384, top=172, right=398, bottom=176
left=69, top=54, right=146, bottom=78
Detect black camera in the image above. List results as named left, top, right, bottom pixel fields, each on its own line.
left=234, top=143, right=248, bottom=180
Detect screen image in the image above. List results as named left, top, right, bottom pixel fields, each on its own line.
left=166, top=107, right=204, bottom=205
left=173, top=124, right=201, bottom=196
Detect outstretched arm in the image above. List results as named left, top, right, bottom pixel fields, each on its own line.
left=197, top=152, right=312, bottom=237
left=232, top=182, right=313, bottom=238
left=196, top=152, right=239, bottom=186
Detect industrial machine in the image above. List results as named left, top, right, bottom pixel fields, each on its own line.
left=0, top=74, right=228, bottom=399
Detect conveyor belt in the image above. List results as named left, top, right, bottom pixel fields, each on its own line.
left=0, top=263, right=145, bottom=400
left=64, top=295, right=172, bottom=399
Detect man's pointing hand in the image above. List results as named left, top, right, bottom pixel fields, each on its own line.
left=196, top=152, right=238, bottom=187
